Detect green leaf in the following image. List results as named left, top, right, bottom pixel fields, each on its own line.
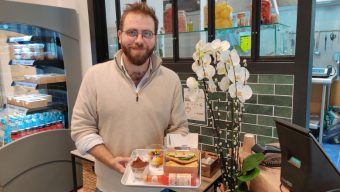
left=242, top=153, right=265, bottom=172
left=237, top=167, right=260, bottom=182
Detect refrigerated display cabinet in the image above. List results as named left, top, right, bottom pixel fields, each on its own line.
left=0, top=1, right=82, bottom=191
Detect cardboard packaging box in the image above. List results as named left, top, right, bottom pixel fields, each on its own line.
left=23, top=74, right=66, bottom=84
left=163, top=149, right=200, bottom=176
left=201, top=151, right=219, bottom=178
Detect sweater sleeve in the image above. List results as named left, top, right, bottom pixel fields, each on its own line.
left=166, top=75, right=189, bottom=135
left=71, top=67, right=104, bottom=155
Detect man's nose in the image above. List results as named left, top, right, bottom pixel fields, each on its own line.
left=134, top=33, right=144, bottom=42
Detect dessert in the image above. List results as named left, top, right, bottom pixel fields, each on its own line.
left=148, top=149, right=164, bottom=167
left=130, top=156, right=149, bottom=180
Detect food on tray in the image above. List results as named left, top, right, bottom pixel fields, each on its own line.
left=148, top=149, right=164, bottom=167
left=164, top=150, right=199, bottom=175
left=166, top=151, right=198, bottom=164
left=146, top=175, right=168, bottom=185
left=168, top=173, right=197, bottom=186
left=130, top=157, right=149, bottom=180
left=165, top=160, right=198, bottom=167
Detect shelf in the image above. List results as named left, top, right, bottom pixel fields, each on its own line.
left=7, top=36, right=33, bottom=43
left=11, top=81, right=66, bottom=89
left=7, top=35, right=57, bottom=43
left=6, top=102, right=67, bottom=115
left=215, top=23, right=289, bottom=33
left=9, top=60, right=64, bottom=69
left=157, top=23, right=290, bottom=36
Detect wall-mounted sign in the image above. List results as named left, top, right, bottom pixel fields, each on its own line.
left=183, top=88, right=206, bottom=122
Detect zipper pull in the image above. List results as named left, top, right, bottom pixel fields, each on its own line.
left=136, top=93, right=139, bottom=102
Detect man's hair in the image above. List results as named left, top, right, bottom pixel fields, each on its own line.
left=120, top=2, right=158, bottom=34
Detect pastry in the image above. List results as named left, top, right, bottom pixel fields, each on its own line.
left=130, top=156, right=149, bottom=180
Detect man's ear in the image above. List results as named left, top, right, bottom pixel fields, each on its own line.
left=118, top=30, right=122, bottom=44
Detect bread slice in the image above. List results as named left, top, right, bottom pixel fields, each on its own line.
left=165, top=151, right=198, bottom=164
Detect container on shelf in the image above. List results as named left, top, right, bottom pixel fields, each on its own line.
left=261, top=0, right=272, bottom=24
left=250, top=0, right=272, bottom=24
left=178, top=10, right=187, bottom=33
left=164, top=3, right=172, bottom=33
left=204, top=0, right=233, bottom=29
left=163, top=4, right=187, bottom=33
left=187, top=19, right=193, bottom=32
left=237, top=12, right=246, bottom=27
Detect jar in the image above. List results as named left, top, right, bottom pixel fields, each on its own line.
left=204, top=1, right=233, bottom=29
left=164, top=4, right=172, bottom=33
left=178, top=10, right=187, bottom=32
left=261, top=0, right=272, bottom=24
left=215, top=0, right=233, bottom=29
left=237, top=12, right=246, bottom=27
left=250, top=0, right=272, bottom=24
left=271, top=13, right=278, bottom=23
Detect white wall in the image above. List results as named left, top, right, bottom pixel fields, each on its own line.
left=7, top=0, right=93, bottom=77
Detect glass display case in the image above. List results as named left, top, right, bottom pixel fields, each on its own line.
left=101, top=0, right=298, bottom=60
left=0, top=23, right=67, bottom=146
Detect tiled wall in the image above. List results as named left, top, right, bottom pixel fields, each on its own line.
left=179, top=73, right=294, bottom=153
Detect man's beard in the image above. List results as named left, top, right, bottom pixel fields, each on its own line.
left=121, top=43, right=154, bottom=66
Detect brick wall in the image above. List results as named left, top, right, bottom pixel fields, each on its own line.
left=179, top=73, right=294, bottom=153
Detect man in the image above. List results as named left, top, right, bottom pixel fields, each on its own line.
left=71, top=2, right=188, bottom=192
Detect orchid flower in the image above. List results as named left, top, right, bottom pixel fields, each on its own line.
left=228, top=65, right=250, bottom=84
left=218, top=76, right=230, bottom=92
left=228, top=82, right=253, bottom=103
left=188, top=39, right=252, bottom=103
left=216, top=61, right=227, bottom=75
left=196, top=64, right=215, bottom=80
left=186, top=77, right=199, bottom=90
left=207, top=78, right=217, bottom=93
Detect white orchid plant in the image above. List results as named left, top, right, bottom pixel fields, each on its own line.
left=186, top=39, right=254, bottom=191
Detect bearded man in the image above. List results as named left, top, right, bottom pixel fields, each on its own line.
left=71, top=2, right=188, bottom=192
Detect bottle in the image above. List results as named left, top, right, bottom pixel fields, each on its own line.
left=237, top=12, right=246, bottom=27
left=178, top=10, right=187, bottom=32
left=158, top=27, right=164, bottom=57
left=46, top=32, right=58, bottom=60
left=187, top=19, right=193, bottom=32
left=164, top=4, right=172, bottom=33
left=261, top=0, right=272, bottom=24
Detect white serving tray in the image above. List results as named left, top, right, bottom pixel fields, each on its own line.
left=121, top=149, right=201, bottom=189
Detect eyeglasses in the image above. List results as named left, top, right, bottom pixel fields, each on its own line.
left=123, top=29, right=154, bottom=39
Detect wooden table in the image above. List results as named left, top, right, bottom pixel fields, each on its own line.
left=70, top=149, right=95, bottom=192
left=250, top=166, right=289, bottom=192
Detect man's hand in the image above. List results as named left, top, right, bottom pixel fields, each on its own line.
left=108, top=156, right=130, bottom=174
left=89, top=144, right=130, bottom=174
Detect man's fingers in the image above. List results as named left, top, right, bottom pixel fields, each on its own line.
left=118, top=165, right=126, bottom=174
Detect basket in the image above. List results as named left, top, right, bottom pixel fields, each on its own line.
left=82, top=160, right=96, bottom=192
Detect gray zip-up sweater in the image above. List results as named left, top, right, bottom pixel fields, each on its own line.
left=71, top=50, right=188, bottom=191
